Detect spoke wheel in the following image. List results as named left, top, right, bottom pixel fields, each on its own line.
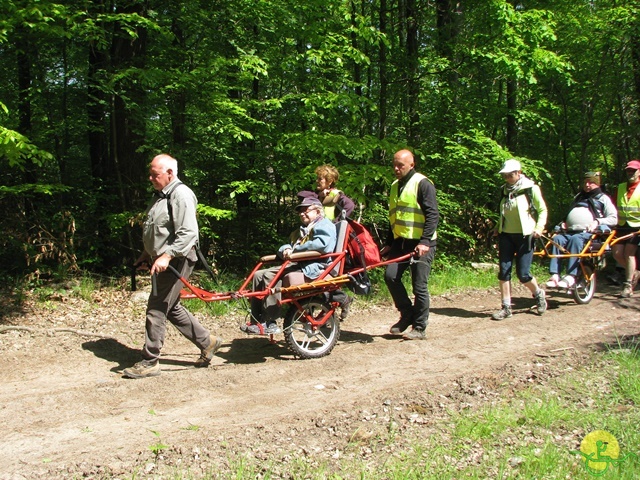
left=283, top=298, right=340, bottom=359
left=573, top=265, right=596, bottom=304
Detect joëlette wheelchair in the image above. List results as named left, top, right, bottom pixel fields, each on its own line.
left=161, top=218, right=412, bottom=359
left=534, top=226, right=638, bottom=304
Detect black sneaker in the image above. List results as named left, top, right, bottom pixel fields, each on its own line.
left=195, top=335, right=223, bottom=368
left=608, top=270, right=624, bottom=285
left=389, top=319, right=411, bottom=335
left=123, top=359, right=160, bottom=379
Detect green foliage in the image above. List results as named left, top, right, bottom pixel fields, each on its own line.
left=182, top=347, right=640, bottom=478
left=148, top=430, right=168, bottom=459
left=1, top=0, right=640, bottom=279
left=0, top=126, right=56, bottom=170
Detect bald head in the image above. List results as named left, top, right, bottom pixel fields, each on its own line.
left=152, top=154, right=178, bottom=175
left=393, top=149, right=415, bottom=180
left=149, top=154, right=178, bottom=191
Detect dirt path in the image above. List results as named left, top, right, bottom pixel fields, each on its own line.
left=0, top=281, right=638, bottom=479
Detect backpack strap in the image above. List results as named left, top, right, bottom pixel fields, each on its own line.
left=501, top=186, right=537, bottom=220
left=570, top=192, right=605, bottom=220
left=586, top=193, right=605, bottom=219
left=164, top=181, right=216, bottom=279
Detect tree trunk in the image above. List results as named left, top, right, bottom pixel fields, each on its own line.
left=631, top=19, right=640, bottom=154
left=169, top=17, right=187, bottom=148
left=110, top=1, right=148, bottom=208
left=16, top=26, right=36, bottom=184
left=88, top=42, right=110, bottom=183
left=378, top=0, right=388, bottom=142
left=435, top=0, right=461, bottom=149
left=405, top=0, right=420, bottom=145
left=506, top=79, right=517, bottom=152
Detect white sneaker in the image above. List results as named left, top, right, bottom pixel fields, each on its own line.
left=546, top=274, right=560, bottom=288
left=557, top=275, right=575, bottom=289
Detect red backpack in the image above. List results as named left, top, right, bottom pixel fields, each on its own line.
left=347, top=219, right=381, bottom=267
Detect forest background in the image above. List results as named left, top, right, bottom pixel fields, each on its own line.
left=2, top=0, right=640, bottom=281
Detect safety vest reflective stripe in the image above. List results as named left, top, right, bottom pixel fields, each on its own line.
left=617, top=184, right=640, bottom=227
left=390, top=173, right=435, bottom=240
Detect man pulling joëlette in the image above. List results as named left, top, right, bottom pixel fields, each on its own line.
left=123, top=154, right=222, bottom=379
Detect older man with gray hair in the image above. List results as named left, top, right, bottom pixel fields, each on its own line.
left=124, top=154, right=222, bottom=379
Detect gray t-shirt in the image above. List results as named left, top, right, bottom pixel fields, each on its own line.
left=142, top=179, right=199, bottom=259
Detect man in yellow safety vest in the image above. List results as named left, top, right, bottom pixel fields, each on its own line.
left=612, top=159, right=640, bottom=298
left=381, top=149, right=439, bottom=340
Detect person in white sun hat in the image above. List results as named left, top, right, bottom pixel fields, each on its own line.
left=491, top=159, right=548, bottom=321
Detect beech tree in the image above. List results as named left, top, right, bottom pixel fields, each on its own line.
left=1, top=0, right=640, bottom=278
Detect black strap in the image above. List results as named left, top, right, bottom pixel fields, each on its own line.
left=501, top=186, right=538, bottom=219
left=164, top=181, right=216, bottom=279
left=570, top=192, right=605, bottom=220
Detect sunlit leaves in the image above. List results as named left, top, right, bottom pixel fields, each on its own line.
left=0, top=126, right=55, bottom=170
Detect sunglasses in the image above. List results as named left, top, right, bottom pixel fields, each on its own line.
left=299, top=207, right=320, bottom=215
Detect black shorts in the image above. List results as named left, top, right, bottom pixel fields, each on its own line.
left=616, top=225, right=640, bottom=246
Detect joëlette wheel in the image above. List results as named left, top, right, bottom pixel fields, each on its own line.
left=573, top=269, right=596, bottom=304
left=283, top=297, right=340, bottom=359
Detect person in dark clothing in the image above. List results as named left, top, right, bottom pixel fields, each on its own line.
left=380, top=149, right=439, bottom=340
left=546, top=172, right=617, bottom=289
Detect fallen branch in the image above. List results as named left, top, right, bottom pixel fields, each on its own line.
left=535, top=346, right=575, bottom=358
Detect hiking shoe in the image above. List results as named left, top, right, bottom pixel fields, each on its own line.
left=243, top=322, right=281, bottom=334
left=403, top=328, right=426, bottom=340
left=621, top=282, right=633, bottom=298
left=389, top=319, right=411, bottom=335
left=491, top=304, right=512, bottom=321
left=557, top=275, right=575, bottom=289
left=194, top=335, right=223, bottom=368
left=339, top=295, right=354, bottom=321
left=545, top=274, right=560, bottom=288
left=123, top=359, right=160, bottom=379
left=535, top=289, right=547, bottom=315
left=243, top=322, right=264, bottom=334
left=264, top=322, right=281, bottom=334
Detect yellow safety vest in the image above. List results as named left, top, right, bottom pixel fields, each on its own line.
left=389, top=173, right=436, bottom=240
left=617, top=182, right=640, bottom=227
left=322, top=190, right=341, bottom=221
